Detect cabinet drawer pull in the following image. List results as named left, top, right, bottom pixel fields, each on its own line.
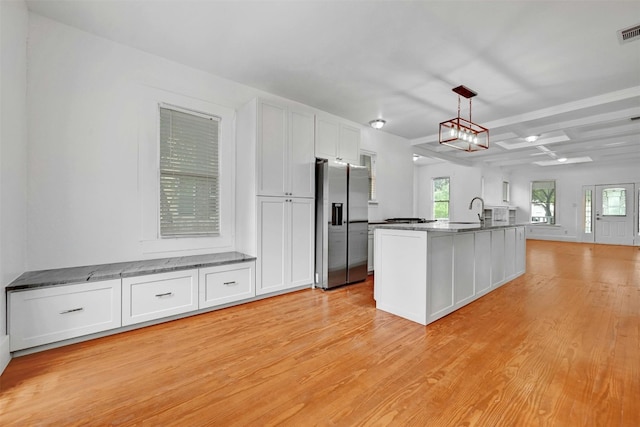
left=223, top=281, right=237, bottom=286
left=155, top=292, right=173, bottom=297
left=60, top=307, right=84, bottom=314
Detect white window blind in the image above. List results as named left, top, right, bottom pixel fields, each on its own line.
left=159, top=105, right=220, bottom=237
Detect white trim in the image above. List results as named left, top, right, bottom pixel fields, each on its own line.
left=360, top=149, right=378, bottom=203
left=137, top=84, right=236, bottom=255
left=580, top=185, right=595, bottom=243
left=0, top=335, right=11, bottom=375
left=636, top=182, right=640, bottom=247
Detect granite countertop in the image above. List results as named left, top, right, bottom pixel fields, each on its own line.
left=7, top=251, right=256, bottom=292
left=371, top=221, right=524, bottom=232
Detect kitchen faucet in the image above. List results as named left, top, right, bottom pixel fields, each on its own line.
left=469, top=197, right=485, bottom=224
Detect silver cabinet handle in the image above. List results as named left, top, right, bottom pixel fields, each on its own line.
left=60, top=307, right=84, bottom=314
left=223, top=281, right=237, bottom=286
left=155, top=292, right=173, bottom=297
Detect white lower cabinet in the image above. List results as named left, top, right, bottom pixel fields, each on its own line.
left=516, top=226, right=526, bottom=275
left=9, top=279, right=121, bottom=351
left=453, top=232, right=475, bottom=305
left=504, top=227, right=516, bottom=280
left=122, top=269, right=198, bottom=326
left=199, top=262, right=255, bottom=309
left=257, top=196, right=314, bottom=295
left=429, top=235, right=454, bottom=319
left=375, top=226, right=526, bottom=326
left=367, top=227, right=374, bottom=273
left=474, top=231, right=492, bottom=296
left=428, top=233, right=477, bottom=323
left=9, top=258, right=261, bottom=352
left=491, top=229, right=505, bottom=287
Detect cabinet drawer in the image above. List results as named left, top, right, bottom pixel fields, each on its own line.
left=8, top=279, right=121, bottom=351
left=122, top=269, right=198, bottom=326
left=199, top=262, right=255, bottom=309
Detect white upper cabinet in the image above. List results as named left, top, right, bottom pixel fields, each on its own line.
left=315, top=115, right=339, bottom=159
left=315, top=114, right=360, bottom=165
left=288, top=109, right=315, bottom=197
left=338, top=123, right=361, bottom=164
left=257, top=100, right=314, bottom=198
left=257, top=101, right=287, bottom=196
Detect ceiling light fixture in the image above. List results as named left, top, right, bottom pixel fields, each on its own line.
left=439, top=85, right=489, bottom=152
left=525, top=135, right=540, bottom=143
left=369, top=119, right=386, bottom=129
left=557, top=157, right=568, bottom=162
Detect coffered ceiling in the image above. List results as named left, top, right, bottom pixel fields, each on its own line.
left=26, top=0, right=640, bottom=170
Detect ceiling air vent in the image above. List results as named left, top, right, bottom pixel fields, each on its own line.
left=618, top=24, right=640, bottom=44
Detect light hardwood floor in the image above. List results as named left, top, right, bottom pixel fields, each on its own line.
left=1, top=240, right=639, bottom=426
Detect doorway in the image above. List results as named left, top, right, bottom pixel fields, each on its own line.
left=584, top=183, right=636, bottom=245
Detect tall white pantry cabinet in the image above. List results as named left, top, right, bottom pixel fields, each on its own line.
left=236, top=98, right=315, bottom=295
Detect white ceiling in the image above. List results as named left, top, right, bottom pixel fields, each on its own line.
left=26, top=0, right=640, bottom=170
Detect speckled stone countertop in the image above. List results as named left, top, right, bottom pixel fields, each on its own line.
left=7, top=251, right=256, bottom=291
left=371, top=221, right=524, bottom=232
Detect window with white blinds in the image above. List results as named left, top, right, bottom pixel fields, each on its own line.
left=159, top=105, right=220, bottom=237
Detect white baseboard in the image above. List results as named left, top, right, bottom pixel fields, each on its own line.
left=0, top=335, right=11, bottom=375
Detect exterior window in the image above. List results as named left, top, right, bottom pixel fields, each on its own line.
left=502, top=181, right=510, bottom=203
left=602, top=188, right=626, bottom=216
left=159, top=105, right=220, bottom=236
left=360, top=152, right=377, bottom=202
left=433, top=177, right=450, bottom=220
left=531, top=180, right=556, bottom=224
left=584, top=189, right=593, bottom=233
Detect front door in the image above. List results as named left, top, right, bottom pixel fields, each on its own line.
left=594, top=183, right=635, bottom=245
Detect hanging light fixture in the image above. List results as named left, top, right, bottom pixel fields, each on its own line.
left=439, top=85, right=489, bottom=152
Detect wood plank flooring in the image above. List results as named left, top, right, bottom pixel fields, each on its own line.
left=1, top=240, right=639, bottom=426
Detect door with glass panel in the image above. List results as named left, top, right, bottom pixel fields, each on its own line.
left=594, top=183, right=634, bottom=245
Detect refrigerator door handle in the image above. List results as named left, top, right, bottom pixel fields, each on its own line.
left=331, top=203, right=343, bottom=226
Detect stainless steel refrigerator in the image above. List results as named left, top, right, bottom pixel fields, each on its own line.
left=315, top=158, right=369, bottom=289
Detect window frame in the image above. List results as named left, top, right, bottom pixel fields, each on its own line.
left=601, top=187, right=627, bottom=217
left=432, top=176, right=450, bottom=220
left=530, top=180, right=556, bottom=225
left=360, top=150, right=377, bottom=203
left=158, top=103, right=221, bottom=238
left=138, top=86, right=235, bottom=255
left=502, top=181, right=510, bottom=203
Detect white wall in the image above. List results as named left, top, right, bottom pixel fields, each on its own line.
left=414, top=162, right=483, bottom=222
left=482, top=166, right=511, bottom=206
left=1, top=0, right=28, bottom=373
left=26, top=14, right=268, bottom=270
left=361, top=128, right=414, bottom=221
left=26, top=14, right=414, bottom=270
left=510, top=160, right=640, bottom=242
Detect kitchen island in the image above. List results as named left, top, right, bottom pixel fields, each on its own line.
left=373, top=222, right=525, bottom=325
